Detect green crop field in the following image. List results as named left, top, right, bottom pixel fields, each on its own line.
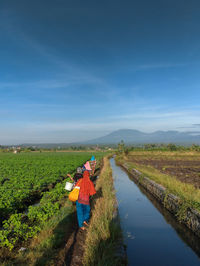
left=0, top=151, right=104, bottom=250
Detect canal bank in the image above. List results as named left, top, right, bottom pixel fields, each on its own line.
left=110, top=158, right=200, bottom=266
left=121, top=162, right=200, bottom=238
left=83, top=157, right=126, bottom=266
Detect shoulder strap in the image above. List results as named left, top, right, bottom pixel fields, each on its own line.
left=76, top=178, right=82, bottom=186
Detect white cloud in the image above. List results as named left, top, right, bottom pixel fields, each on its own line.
left=0, top=80, right=71, bottom=90
left=1, top=106, right=200, bottom=144
left=0, top=10, right=114, bottom=95
left=136, top=63, right=187, bottom=70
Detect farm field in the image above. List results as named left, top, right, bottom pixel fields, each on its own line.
left=117, top=150, right=200, bottom=215
left=0, top=151, right=104, bottom=251
left=126, top=151, right=200, bottom=188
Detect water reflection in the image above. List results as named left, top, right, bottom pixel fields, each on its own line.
left=110, top=158, right=200, bottom=266
left=126, top=167, right=200, bottom=258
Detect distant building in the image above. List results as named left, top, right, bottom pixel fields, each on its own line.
left=13, top=147, right=21, bottom=154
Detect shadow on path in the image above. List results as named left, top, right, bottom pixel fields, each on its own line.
left=34, top=210, right=76, bottom=266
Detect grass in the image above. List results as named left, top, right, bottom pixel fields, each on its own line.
left=25, top=202, right=75, bottom=266
left=116, top=155, right=200, bottom=214
left=83, top=157, right=126, bottom=266
left=0, top=200, right=75, bottom=266
left=128, top=150, right=200, bottom=160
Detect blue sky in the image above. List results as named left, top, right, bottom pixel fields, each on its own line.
left=0, top=0, right=200, bottom=144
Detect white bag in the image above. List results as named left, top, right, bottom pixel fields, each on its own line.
left=65, top=181, right=74, bottom=191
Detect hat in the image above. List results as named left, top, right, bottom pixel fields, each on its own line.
left=90, top=156, right=95, bottom=161
left=84, top=161, right=92, bottom=171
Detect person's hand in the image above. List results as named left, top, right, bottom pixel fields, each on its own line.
left=67, top=173, right=74, bottom=181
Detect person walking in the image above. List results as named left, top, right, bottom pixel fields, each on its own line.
left=90, top=156, right=96, bottom=175
left=83, top=161, right=92, bottom=176
left=75, top=170, right=96, bottom=230
left=67, top=167, right=83, bottom=183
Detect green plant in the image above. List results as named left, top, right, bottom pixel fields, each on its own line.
left=0, top=152, right=105, bottom=250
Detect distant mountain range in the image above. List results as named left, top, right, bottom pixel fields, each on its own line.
left=82, top=129, right=200, bottom=145
left=9, top=129, right=200, bottom=148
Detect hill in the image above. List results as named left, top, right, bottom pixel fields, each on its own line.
left=8, top=129, right=200, bottom=148
left=83, top=129, right=200, bottom=145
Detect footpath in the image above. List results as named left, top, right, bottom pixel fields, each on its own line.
left=56, top=166, right=101, bottom=266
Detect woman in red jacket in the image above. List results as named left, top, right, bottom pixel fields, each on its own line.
left=75, top=170, right=96, bottom=230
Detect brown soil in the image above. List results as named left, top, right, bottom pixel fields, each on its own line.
left=55, top=220, right=87, bottom=266
left=127, top=156, right=200, bottom=189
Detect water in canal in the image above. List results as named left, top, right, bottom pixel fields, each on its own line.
left=110, top=158, right=200, bottom=266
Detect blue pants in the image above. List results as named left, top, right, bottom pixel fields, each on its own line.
left=76, top=201, right=90, bottom=227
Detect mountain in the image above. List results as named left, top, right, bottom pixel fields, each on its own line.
left=12, top=129, right=200, bottom=148
left=82, top=129, right=200, bottom=145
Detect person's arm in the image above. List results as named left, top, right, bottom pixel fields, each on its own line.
left=67, top=173, right=74, bottom=182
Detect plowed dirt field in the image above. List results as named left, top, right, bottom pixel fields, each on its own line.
left=128, top=153, right=200, bottom=188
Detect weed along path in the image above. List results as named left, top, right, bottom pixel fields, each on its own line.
left=110, top=158, right=200, bottom=266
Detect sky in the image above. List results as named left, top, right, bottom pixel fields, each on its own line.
left=0, top=0, right=200, bottom=144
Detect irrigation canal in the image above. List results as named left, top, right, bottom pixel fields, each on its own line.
left=110, top=158, right=200, bottom=266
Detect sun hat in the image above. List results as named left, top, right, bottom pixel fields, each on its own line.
left=90, top=156, right=95, bottom=161
left=84, top=161, right=92, bottom=171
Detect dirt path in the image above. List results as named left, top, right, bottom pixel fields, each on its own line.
left=54, top=216, right=86, bottom=266
left=63, top=225, right=87, bottom=266
left=55, top=166, right=102, bottom=266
